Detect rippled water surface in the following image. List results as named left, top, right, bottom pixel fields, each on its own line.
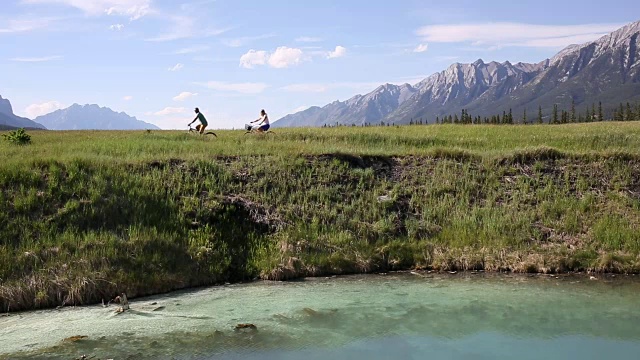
left=1, top=273, right=639, bottom=359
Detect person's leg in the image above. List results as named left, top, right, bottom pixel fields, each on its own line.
left=200, top=124, right=207, bottom=134
left=196, top=124, right=202, bottom=132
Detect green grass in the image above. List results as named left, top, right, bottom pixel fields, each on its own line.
left=1, top=123, right=640, bottom=312
left=2, top=122, right=640, bottom=163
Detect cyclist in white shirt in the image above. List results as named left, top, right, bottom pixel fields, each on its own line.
left=249, top=109, right=270, bottom=132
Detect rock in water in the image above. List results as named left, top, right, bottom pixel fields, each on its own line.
left=64, top=335, right=88, bottom=342
left=235, top=324, right=258, bottom=331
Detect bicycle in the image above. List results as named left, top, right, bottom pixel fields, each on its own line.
left=188, top=125, right=217, bottom=137
left=244, top=124, right=275, bottom=136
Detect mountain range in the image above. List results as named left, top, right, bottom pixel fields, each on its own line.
left=34, top=104, right=160, bottom=130
left=0, top=95, right=161, bottom=131
left=275, top=20, right=640, bottom=127
left=0, top=95, right=47, bottom=130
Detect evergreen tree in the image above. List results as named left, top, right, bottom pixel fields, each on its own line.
left=508, top=109, right=513, bottom=124
left=537, top=106, right=543, bottom=124
left=523, top=109, right=527, bottom=124
left=617, top=103, right=625, bottom=121
left=598, top=102, right=603, bottom=121
left=578, top=113, right=584, bottom=123
left=553, top=104, right=559, bottom=124
left=570, top=100, right=576, bottom=123
left=436, top=116, right=440, bottom=124
left=561, top=110, right=568, bottom=124
left=454, top=114, right=459, bottom=124
left=584, top=107, right=591, bottom=123
left=626, top=102, right=633, bottom=121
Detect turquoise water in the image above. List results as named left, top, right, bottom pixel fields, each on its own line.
left=1, top=273, right=639, bottom=359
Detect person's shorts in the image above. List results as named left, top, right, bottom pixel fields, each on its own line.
left=258, top=124, right=270, bottom=131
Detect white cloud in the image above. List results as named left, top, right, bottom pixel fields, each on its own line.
left=23, top=0, right=152, bottom=20
left=296, top=36, right=322, bottom=43
left=282, top=76, right=427, bottom=94
left=239, top=50, right=269, bottom=69
left=0, top=18, right=57, bottom=33
left=10, top=55, right=63, bottom=62
left=327, top=46, right=347, bottom=59
left=173, top=92, right=198, bottom=101
left=146, top=14, right=231, bottom=42
left=413, top=44, right=429, bottom=53
left=152, top=107, right=187, bottom=116
left=416, top=22, right=624, bottom=48
left=222, top=33, right=276, bottom=47
left=123, top=95, right=133, bottom=101
left=268, top=47, right=304, bottom=68
left=240, top=47, right=305, bottom=69
left=281, top=81, right=383, bottom=93
left=25, top=101, right=64, bottom=118
left=145, top=15, right=193, bottom=41
left=434, top=55, right=460, bottom=62
left=281, top=84, right=328, bottom=93
left=168, top=63, right=184, bottom=71
left=174, top=45, right=209, bottom=54
left=109, top=23, right=124, bottom=31
left=199, top=81, right=268, bottom=94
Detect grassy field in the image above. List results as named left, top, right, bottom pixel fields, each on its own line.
left=1, top=123, right=640, bottom=312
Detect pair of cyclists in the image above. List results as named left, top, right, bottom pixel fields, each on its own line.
left=188, top=108, right=270, bottom=134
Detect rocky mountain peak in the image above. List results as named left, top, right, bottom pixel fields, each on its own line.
left=274, top=20, right=640, bottom=128
left=551, top=20, right=640, bottom=65
left=0, top=95, right=14, bottom=116
left=0, top=95, right=47, bottom=129
left=34, top=104, right=160, bottom=130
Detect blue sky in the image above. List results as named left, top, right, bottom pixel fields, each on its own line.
left=1, top=0, right=639, bottom=129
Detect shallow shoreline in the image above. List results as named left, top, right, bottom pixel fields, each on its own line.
left=2, top=270, right=639, bottom=316
left=3, top=271, right=640, bottom=358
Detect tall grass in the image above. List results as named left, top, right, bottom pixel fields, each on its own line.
left=1, top=123, right=640, bottom=311
left=2, top=122, right=640, bottom=164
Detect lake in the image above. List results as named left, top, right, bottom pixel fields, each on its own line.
left=1, top=273, right=639, bottom=359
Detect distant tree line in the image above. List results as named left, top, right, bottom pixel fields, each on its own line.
left=321, top=100, right=640, bottom=127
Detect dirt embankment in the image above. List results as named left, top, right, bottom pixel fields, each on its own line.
left=1, top=151, right=639, bottom=312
